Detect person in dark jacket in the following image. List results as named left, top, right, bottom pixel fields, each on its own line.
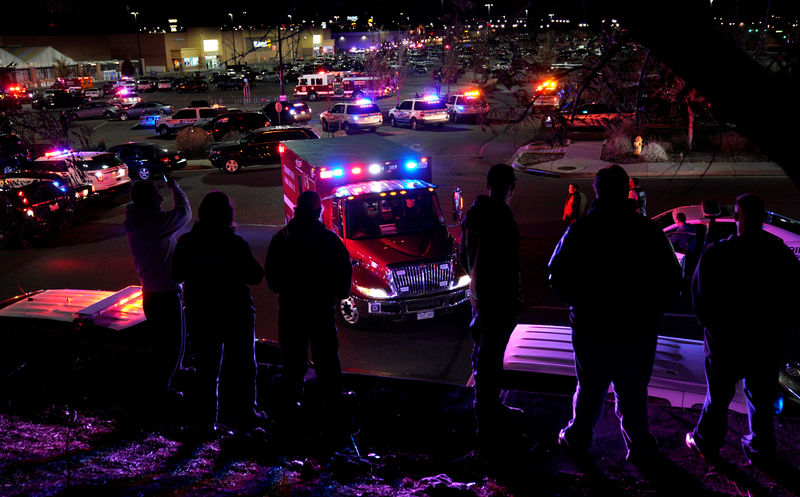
left=172, top=191, right=264, bottom=435
left=459, top=163, right=524, bottom=455
left=686, top=194, right=800, bottom=466
left=549, top=164, right=681, bottom=463
left=265, top=191, right=352, bottom=431
left=124, top=177, right=191, bottom=399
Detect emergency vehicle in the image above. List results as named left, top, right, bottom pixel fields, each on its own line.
left=532, top=79, right=560, bottom=109
left=280, top=135, right=470, bottom=326
left=294, top=71, right=395, bottom=101
left=55, top=77, right=94, bottom=91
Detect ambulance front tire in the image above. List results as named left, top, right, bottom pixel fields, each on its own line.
left=308, top=92, right=319, bottom=101
left=223, top=158, right=240, bottom=174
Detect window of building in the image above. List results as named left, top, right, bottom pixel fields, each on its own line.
left=203, top=39, right=219, bottom=52
left=183, top=57, right=199, bottom=68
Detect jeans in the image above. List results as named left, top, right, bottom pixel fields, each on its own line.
left=142, top=291, right=186, bottom=392
left=562, top=331, right=658, bottom=455
left=278, top=311, right=342, bottom=412
left=188, top=305, right=259, bottom=429
left=692, top=353, right=778, bottom=455
left=470, top=306, right=516, bottom=444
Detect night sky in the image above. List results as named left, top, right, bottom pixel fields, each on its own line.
left=3, top=0, right=796, bottom=35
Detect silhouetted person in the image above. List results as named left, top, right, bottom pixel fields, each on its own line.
left=562, top=183, right=588, bottom=224
left=265, top=191, right=352, bottom=439
left=628, top=177, right=647, bottom=216
left=549, top=164, right=681, bottom=464
left=459, top=163, right=524, bottom=457
left=172, top=191, right=265, bottom=436
left=686, top=194, right=800, bottom=466
left=124, top=176, right=191, bottom=400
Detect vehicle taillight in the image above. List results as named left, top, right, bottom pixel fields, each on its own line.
left=160, top=157, right=171, bottom=163
left=278, top=144, right=285, bottom=154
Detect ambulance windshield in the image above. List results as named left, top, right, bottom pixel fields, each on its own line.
left=345, top=190, right=444, bottom=239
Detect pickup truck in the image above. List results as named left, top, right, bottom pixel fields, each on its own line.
left=155, top=106, right=227, bottom=137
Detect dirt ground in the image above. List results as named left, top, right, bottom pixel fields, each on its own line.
left=2, top=352, right=800, bottom=497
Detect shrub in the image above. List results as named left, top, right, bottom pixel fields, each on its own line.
left=174, top=127, right=213, bottom=159
left=603, top=133, right=634, bottom=160
left=717, top=131, right=749, bottom=154
left=641, top=141, right=669, bottom=162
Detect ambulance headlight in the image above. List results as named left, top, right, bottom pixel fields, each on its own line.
left=450, top=275, right=471, bottom=289
left=355, top=285, right=392, bottom=299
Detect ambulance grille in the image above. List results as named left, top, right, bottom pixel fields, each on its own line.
left=391, top=260, right=454, bottom=296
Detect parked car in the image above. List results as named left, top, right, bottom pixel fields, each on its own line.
left=388, top=96, right=449, bottom=130
left=66, top=102, right=121, bottom=120
left=107, top=142, right=187, bottom=181
left=175, top=79, right=209, bottom=93
left=1, top=133, right=27, bottom=173
left=155, top=106, right=227, bottom=136
left=117, top=101, right=174, bottom=121
left=135, top=77, right=157, bottom=92
left=319, top=100, right=382, bottom=134
left=208, top=126, right=319, bottom=173
left=558, top=102, right=635, bottom=129
left=214, top=76, right=244, bottom=91
left=34, top=151, right=130, bottom=196
left=255, top=71, right=279, bottom=82
left=0, top=172, right=83, bottom=248
left=261, top=100, right=311, bottom=125
left=200, top=112, right=271, bottom=141
left=31, top=90, right=85, bottom=110
left=445, top=90, right=489, bottom=123
left=157, top=79, right=174, bottom=91
left=83, top=87, right=103, bottom=99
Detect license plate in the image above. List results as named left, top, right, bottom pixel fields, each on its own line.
left=417, top=310, right=435, bottom=320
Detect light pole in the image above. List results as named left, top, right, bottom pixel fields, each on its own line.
left=484, top=3, right=493, bottom=20
left=228, top=13, right=235, bottom=65
left=131, top=11, right=142, bottom=76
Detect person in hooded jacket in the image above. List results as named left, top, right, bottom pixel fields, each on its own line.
left=549, top=164, right=681, bottom=464
left=265, top=191, right=352, bottom=430
left=124, top=177, right=191, bottom=399
left=172, top=191, right=264, bottom=435
left=459, top=163, right=524, bottom=455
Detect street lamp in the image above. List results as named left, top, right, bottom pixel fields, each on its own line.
left=485, top=3, right=493, bottom=20
left=131, top=11, right=142, bottom=76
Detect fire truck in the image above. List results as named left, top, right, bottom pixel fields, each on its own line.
left=294, top=71, right=395, bottom=101
left=280, top=135, right=470, bottom=326
left=55, top=77, right=94, bottom=91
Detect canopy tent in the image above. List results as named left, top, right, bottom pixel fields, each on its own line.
left=0, top=47, right=27, bottom=68
left=3, top=46, right=75, bottom=68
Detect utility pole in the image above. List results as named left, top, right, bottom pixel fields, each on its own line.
left=131, top=11, right=142, bottom=76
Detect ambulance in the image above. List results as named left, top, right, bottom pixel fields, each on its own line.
left=280, top=135, right=470, bottom=326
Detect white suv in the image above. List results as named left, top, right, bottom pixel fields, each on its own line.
left=34, top=151, right=130, bottom=196
left=155, top=106, right=226, bottom=136
left=445, top=91, right=489, bottom=123
left=387, top=97, right=449, bottom=130
left=320, top=101, right=383, bottom=134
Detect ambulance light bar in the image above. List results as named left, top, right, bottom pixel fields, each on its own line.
left=319, top=156, right=429, bottom=180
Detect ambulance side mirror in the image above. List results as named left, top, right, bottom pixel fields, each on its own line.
left=452, top=188, right=463, bottom=223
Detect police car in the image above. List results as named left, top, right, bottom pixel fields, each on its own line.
left=319, top=99, right=383, bottom=134
left=445, top=90, right=488, bottom=123
left=387, top=96, right=449, bottom=130
left=652, top=202, right=800, bottom=270
left=34, top=151, right=130, bottom=196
